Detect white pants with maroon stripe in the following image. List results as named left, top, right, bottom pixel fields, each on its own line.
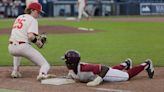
left=103, top=68, right=129, bottom=82
left=8, top=42, right=50, bottom=76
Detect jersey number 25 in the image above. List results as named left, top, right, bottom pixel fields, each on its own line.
left=13, top=18, right=25, bottom=29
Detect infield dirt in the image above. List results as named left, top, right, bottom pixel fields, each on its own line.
left=0, top=66, right=163, bottom=92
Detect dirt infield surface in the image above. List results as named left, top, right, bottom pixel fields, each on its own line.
left=0, top=66, right=163, bottom=92
left=0, top=25, right=96, bottom=35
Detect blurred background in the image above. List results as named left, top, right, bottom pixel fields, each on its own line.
left=0, top=0, right=164, bottom=18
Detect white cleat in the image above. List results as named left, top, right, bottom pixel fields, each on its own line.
left=37, top=74, right=57, bottom=81
left=37, top=74, right=47, bottom=81
left=11, top=71, right=22, bottom=78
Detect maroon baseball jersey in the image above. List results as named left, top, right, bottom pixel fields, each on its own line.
left=70, top=62, right=102, bottom=82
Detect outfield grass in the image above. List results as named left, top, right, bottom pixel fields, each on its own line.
left=0, top=18, right=164, bottom=66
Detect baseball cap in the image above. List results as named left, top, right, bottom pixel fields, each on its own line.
left=28, top=2, right=44, bottom=13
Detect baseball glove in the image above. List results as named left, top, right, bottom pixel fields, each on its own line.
left=38, top=32, right=47, bottom=48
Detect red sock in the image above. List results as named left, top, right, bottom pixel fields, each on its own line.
left=112, top=64, right=125, bottom=70
left=128, top=64, right=147, bottom=79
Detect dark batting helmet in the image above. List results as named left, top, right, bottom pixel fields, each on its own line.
left=63, top=50, right=80, bottom=73
left=64, top=50, right=80, bottom=63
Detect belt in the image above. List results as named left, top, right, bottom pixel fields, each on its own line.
left=9, top=41, right=26, bottom=44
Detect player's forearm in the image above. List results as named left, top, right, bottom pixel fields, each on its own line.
left=87, top=75, right=103, bottom=86
left=28, top=33, right=43, bottom=48
left=98, top=65, right=109, bottom=78
left=28, top=32, right=37, bottom=42
left=67, top=70, right=79, bottom=79
left=86, top=65, right=109, bottom=86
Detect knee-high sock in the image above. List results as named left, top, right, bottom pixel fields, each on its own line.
left=112, top=64, right=126, bottom=70
left=13, top=56, right=21, bottom=71
left=128, top=64, right=147, bottom=79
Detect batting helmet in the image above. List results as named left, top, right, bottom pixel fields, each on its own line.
left=28, top=2, right=44, bottom=13
left=64, top=50, right=80, bottom=63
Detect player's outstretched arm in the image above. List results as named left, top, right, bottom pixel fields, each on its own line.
left=87, top=65, right=109, bottom=86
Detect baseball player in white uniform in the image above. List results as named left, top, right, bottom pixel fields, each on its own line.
left=77, top=0, right=89, bottom=21
left=62, top=50, right=154, bottom=86
left=8, top=2, right=50, bottom=81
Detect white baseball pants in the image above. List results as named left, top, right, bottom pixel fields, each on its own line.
left=103, top=68, right=129, bottom=82
left=78, top=5, right=89, bottom=20
left=8, top=42, right=50, bottom=76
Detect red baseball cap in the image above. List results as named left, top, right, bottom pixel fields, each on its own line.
left=28, top=2, right=44, bottom=13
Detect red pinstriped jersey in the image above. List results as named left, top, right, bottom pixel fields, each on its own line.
left=9, top=14, right=38, bottom=43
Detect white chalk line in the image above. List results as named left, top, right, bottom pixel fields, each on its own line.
left=92, top=87, right=132, bottom=92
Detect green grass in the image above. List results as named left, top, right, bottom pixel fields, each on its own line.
left=0, top=17, right=164, bottom=67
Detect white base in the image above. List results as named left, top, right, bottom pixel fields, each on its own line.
left=78, top=27, right=94, bottom=31
left=65, top=17, right=76, bottom=20
left=41, top=78, right=76, bottom=85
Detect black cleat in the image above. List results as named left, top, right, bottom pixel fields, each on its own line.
left=124, top=58, right=132, bottom=70
left=145, top=59, right=154, bottom=79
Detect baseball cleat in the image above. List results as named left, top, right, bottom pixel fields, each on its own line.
left=11, top=71, right=22, bottom=78
left=124, top=58, right=133, bottom=70
left=145, top=59, right=154, bottom=79
left=37, top=74, right=56, bottom=81
left=37, top=74, right=47, bottom=81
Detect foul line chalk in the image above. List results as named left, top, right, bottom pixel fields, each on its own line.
left=92, top=88, right=131, bottom=92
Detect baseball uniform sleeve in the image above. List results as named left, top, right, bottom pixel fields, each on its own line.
left=80, top=64, right=101, bottom=74
left=27, top=19, right=38, bottom=35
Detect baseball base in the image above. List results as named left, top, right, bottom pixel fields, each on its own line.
left=41, top=78, right=76, bottom=85
left=78, top=27, right=94, bottom=31
left=78, top=27, right=89, bottom=31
